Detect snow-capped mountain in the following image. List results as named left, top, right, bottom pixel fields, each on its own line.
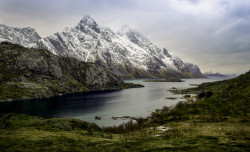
left=0, top=24, right=41, bottom=48
left=0, top=15, right=203, bottom=78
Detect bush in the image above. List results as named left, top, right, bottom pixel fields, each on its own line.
left=206, top=91, right=213, bottom=98
left=184, top=94, right=191, bottom=98
left=102, top=119, right=139, bottom=134
left=198, top=91, right=206, bottom=98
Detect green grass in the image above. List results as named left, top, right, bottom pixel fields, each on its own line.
left=166, top=97, right=177, bottom=100
left=165, top=70, right=250, bottom=120
left=0, top=113, right=249, bottom=151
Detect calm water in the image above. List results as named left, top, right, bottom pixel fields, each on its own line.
left=0, top=77, right=232, bottom=127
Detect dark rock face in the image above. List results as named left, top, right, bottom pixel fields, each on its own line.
left=0, top=42, right=124, bottom=101
left=183, top=63, right=204, bottom=77
left=163, top=48, right=172, bottom=58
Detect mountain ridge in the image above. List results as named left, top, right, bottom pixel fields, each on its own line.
left=0, top=24, right=41, bottom=48
left=0, top=15, right=203, bottom=79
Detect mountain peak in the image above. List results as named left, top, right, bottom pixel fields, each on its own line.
left=79, top=15, right=96, bottom=26
left=77, top=15, right=101, bottom=33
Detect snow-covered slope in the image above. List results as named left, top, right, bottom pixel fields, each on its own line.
left=0, top=24, right=41, bottom=48
left=0, top=15, right=203, bottom=78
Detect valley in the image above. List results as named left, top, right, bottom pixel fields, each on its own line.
left=0, top=71, right=249, bottom=151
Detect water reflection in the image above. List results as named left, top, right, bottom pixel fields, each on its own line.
left=0, top=91, right=119, bottom=118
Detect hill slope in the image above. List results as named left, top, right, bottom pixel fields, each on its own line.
left=0, top=42, right=141, bottom=101
left=184, top=70, right=250, bottom=117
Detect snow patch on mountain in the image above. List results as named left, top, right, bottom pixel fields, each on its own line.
left=0, top=24, right=41, bottom=48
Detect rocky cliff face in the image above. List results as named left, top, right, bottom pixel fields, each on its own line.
left=0, top=42, right=131, bottom=101
left=0, top=24, right=41, bottom=48
left=183, top=63, right=203, bottom=77
left=0, top=16, right=203, bottom=78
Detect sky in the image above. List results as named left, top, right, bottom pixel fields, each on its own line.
left=0, top=0, right=249, bottom=74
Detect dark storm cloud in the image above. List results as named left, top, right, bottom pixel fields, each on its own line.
left=0, top=0, right=249, bottom=74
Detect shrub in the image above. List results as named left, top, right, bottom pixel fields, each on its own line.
left=198, top=91, right=206, bottom=98
left=102, top=119, right=139, bottom=134
left=206, top=91, right=213, bottom=98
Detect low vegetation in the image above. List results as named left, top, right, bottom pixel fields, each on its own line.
left=166, top=97, right=177, bottom=100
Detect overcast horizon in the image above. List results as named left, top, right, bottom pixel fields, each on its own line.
left=0, top=0, right=249, bottom=74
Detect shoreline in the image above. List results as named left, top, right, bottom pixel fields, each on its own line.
left=0, top=82, right=144, bottom=103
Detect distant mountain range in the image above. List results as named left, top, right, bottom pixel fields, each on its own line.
left=203, top=72, right=228, bottom=77
left=0, top=15, right=203, bottom=78
left=203, top=72, right=238, bottom=77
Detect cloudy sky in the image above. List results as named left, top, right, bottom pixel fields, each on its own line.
left=0, top=0, right=249, bottom=74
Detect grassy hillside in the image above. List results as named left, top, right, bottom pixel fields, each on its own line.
left=1, top=113, right=249, bottom=152
left=168, top=70, right=250, bottom=119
